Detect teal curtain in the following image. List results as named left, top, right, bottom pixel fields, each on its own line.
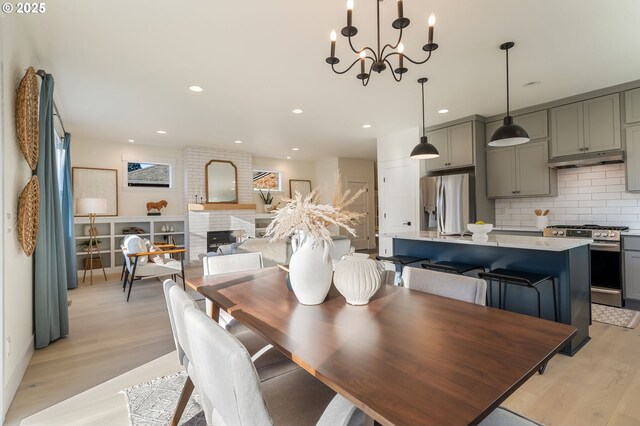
left=34, top=73, right=69, bottom=348
left=60, top=133, right=77, bottom=289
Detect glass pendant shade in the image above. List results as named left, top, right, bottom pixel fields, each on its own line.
left=489, top=116, right=530, bottom=147
left=410, top=136, right=439, bottom=159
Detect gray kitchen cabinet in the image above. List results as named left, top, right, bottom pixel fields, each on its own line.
left=624, top=240, right=640, bottom=301
left=550, top=94, right=621, bottom=158
left=517, top=141, right=551, bottom=196
left=426, top=121, right=473, bottom=171
left=583, top=93, right=621, bottom=153
left=486, top=111, right=547, bottom=147
left=625, top=88, right=640, bottom=124
left=551, top=102, right=584, bottom=157
left=626, top=125, right=640, bottom=191
left=425, top=128, right=449, bottom=170
left=514, top=110, right=548, bottom=140
left=486, top=140, right=555, bottom=198
left=486, top=147, right=515, bottom=198
left=448, top=122, right=474, bottom=167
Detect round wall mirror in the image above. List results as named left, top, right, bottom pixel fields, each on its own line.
left=206, top=160, right=238, bottom=203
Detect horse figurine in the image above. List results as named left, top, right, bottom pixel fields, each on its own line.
left=146, top=200, right=168, bottom=215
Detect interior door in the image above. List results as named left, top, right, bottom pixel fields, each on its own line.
left=379, top=158, right=418, bottom=237
left=346, top=181, right=369, bottom=250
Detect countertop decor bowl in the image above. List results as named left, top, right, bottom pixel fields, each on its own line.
left=467, top=223, right=493, bottom=241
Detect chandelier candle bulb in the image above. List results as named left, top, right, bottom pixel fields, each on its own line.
left=330, top=30, right=337, bottom=57
left=347, top=0, right=354, bottom=27
left=428, top=13, right=435, bottom=44
left=398, top=42, right=405, bottom=68
left=397, top=0, right=403, bottom=19
left=360, top=51, right=366, bottom=75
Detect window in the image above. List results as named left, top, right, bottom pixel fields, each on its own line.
left=122, top=157, right=175, bottom=190
left=253, top=170, right=282, bottom=192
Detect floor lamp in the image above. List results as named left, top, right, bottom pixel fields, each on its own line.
left=77, top=197, right=108, bottom=285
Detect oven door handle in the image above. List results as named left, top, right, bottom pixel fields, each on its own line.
left=592, top=287, right=621, bottom=295
left=590, top=242, right=620, bottom=252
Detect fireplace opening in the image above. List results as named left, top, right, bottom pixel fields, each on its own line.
left=207, top=230, right=234, bottom=253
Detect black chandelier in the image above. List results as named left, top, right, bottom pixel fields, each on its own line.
left=326, top=0, right=438, bottom=86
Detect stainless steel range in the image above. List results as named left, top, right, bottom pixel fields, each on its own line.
left=544, top=224, right=629, bottom=307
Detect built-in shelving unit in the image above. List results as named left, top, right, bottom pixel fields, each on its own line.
left=188, top=203, right=256, bottom=211
left=73, top=215, right=186, bottom=276
left=255, top=213, right=275, bottom=238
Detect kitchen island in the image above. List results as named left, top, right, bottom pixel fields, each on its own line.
left=388, top=231, right=592, bottom=355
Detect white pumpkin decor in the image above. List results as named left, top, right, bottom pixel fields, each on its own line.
left=334, top=253, right=382, bottom=305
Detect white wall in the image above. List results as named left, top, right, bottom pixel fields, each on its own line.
left=71, top=138, right=183, bottom=216
left=495, top=163, right=640, bottom=229
left=252, top=156, right=315, bottom=212
left=314, top=158, right=340, bottom=204
left=2, top=14, right=38, bottom=419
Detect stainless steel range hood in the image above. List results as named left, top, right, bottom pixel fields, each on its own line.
left=548, top=150, right=625, bottom=169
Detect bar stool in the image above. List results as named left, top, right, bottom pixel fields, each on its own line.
left=421, top=261, right=485, bottom=276
left=479, top=268, right=558, bottom=375
left=376, top=255, right=430, bottom=286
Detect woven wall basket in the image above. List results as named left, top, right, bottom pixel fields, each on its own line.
left=16, top=66, right=39, bottom=171
left=17, top=176, right=40, bottom=257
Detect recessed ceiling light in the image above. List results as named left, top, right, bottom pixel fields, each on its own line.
left=292, top=108, right=304, bottom=114
left=286, top=156, right=291, bottom=159
left=362, top=124, right=372, bottom=128
left=189, top=85, right=204, bottom=92
left=438, top=109, right=449, bottom=114
left=128, top=139, right=135, bottom=143
left=523, top=81, right=541, bottom=87
left=234, top=140, right=242, bottom=144
left=156, top=130, right=167, bottom=134
left=292, top=147, right=300, bottom=151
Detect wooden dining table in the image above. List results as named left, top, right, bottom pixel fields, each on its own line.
left=186, top=267, right=576, bottom=426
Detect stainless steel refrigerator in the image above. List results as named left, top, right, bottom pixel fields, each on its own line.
left=421, top=173, right=475, bottom=234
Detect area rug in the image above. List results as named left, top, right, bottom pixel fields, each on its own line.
left=121, top=371, right=205, bottom=426
left=592, top=303, right=640, bottom=329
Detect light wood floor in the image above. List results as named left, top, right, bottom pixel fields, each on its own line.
left=5, top=269, right=640, bottom=425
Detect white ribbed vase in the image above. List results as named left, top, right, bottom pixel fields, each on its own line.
left=334, top=253, right=382, bottom=305
left=289, top=231, right=333, bottom=305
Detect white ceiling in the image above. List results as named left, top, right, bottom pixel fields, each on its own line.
left=22, top=0, right=640, bottom=161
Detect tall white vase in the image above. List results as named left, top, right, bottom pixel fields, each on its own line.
left=334, top=253, right=382, bottom=305
left=289, top=232, right=333, bottom=305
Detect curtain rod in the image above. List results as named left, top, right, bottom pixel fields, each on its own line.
left=35, top=69, right=67, bottom=135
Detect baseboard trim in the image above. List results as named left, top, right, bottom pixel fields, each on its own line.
left=3, top=334, right=34, bottom=419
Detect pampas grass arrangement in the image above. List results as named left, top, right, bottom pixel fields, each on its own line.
left=265, top=174, right=366, bottom=247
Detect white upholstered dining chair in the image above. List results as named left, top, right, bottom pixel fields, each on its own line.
left=402, top=266, right=487, bottom=305
left=163, top=280, right=296, bottom=426
left=184, top=303, right=365, bottom=426
left=202, top=251, right=263, bottom=331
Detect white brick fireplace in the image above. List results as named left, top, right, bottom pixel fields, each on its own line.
left=183, top=146, right=255, bottom=263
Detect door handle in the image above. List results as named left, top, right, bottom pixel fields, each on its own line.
left=402, top=222, right=412, bottom=226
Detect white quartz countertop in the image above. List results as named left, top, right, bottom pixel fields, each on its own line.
left=492, top=226, right=542, bottom=233
left=386, top=231, right=592, bottom=252
left=622, top=230, right=640, bottom=236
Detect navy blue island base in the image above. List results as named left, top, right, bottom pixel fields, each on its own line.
left=393, top=235, right=591, bottom=356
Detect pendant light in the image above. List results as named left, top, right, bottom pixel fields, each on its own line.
left=489, top=42, right=530, bottom=147
left=410, top=78, right=440, bottom=159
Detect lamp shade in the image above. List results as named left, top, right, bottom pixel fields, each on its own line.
left=488, top=116, right=530, bottom=147
left=410, top=136, right=440, bottom=159
left=76, top=197, right=107, bottom=215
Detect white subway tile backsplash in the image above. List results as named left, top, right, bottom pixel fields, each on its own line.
left=495, top=163, right=640, bottom=228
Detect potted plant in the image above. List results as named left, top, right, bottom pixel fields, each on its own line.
left=265, top=175, right=365, bottom=305
left=259, top=189, right=274, bottom=212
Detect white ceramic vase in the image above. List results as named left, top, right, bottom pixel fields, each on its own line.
left=289, top=231, right=333, bottom=305
left=334, top=253, right=382, bottom=305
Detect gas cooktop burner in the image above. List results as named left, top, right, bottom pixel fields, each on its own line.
left=547, top=224, right=630, bottom=231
